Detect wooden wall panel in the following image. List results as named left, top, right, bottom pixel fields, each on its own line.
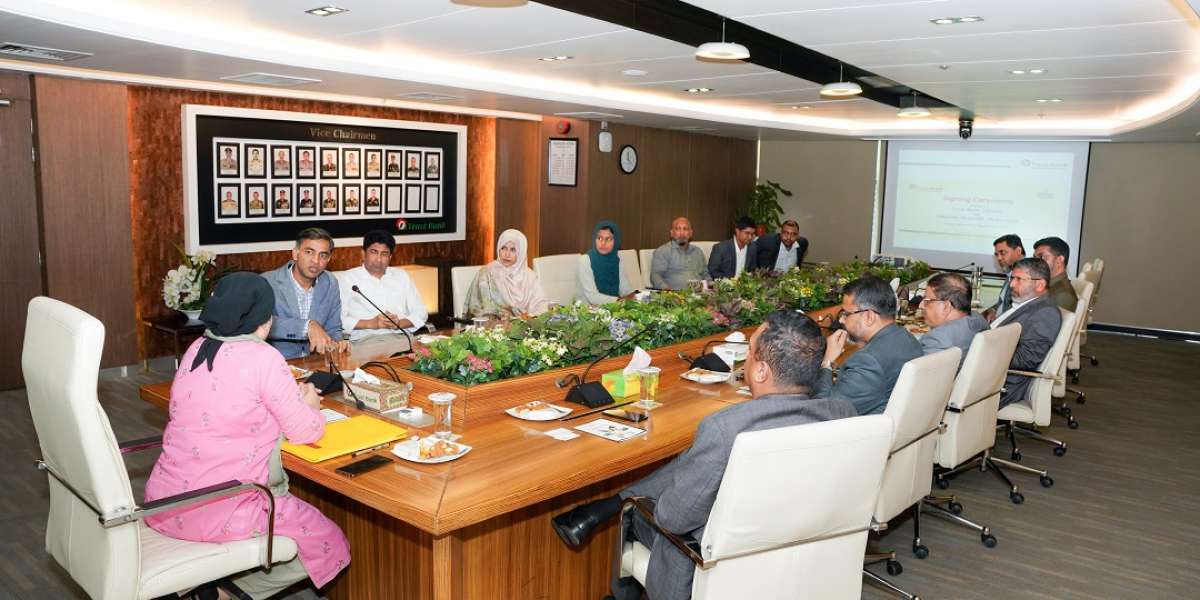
left=494, top=118, right=540, bottom=261
left=127, top=87, right=497, bottom=357
left=0, top=71, right=43, bottom=389
left=686, top=133, right=732, bottom=241
left=33, top=76, right=138, bottom=368
left=636, top=128, right=693, bottom=250
left=537, top=118, right=590, bottom=257
left=586, top=123, right=643, bottom=252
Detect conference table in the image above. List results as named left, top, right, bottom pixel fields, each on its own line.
left=138, top=308, right=845, bottom=600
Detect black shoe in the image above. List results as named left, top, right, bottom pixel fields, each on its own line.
left=552, top=502, right=606, bottom=548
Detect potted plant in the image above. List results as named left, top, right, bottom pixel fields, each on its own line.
left=162, top=248, right=224, bottom=323
left=744, top=180, right=792, bottom=235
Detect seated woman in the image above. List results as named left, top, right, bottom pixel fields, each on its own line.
left=464, top=228, right=549, bottom=319
left=577, top=220, right=634, bottom=305
left=144, top=272, right=350, bottom=600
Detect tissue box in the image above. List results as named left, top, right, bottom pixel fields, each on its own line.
left=601, top=370, right=641, bottom=398
left=345, top=380, right=413, bottom=412
left=714, top=343, right=748, bottom=367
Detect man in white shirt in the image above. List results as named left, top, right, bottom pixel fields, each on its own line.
left=338, top=229, right=428, bottom=342
left=747, top=220, right=808, bottom=274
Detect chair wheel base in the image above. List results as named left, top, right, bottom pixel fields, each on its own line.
left=886, top=559, right=903, bottom=576
left=1011, top=450, right=1022, bottom=462
left=1090, top=358, right=1100, bottom=366
left=1010, top=491, right=1025, bottom=504
left=1053, top=445, right=1067, bottom=457
left=982, top=533, right=998, bottom=548
left=1041, top=475, right=1055, bottom=488
left=948, top=500, right=963, bottom=514
left=913, top=543, right=929, bottom=559
left=935, top=476, right=950, bottom=490
left=1067, top=418, right=1079, bottom=429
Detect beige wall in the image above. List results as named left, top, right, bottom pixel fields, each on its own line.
left=1081, top=143, right=1200, bottom=332
left=758, top=140, right=879, bottom=263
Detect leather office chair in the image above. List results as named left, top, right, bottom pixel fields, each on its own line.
left=690, top=241, right=717, bottom=262
left=532, top=253, right=581, bottom=307
left=22, top=297, right=297, bottom=600
left=619, top=415, right=893, bottom=600
left=863, top=348, right=960, bottom=600
left=638, top=249, right=656, bottom=289
left=929, top=326, right=1020, bottom=522
left=1076, top=260, right=1104, bottom=372
left=993, top=308, right=1077, bottom=494
left=1053, top=280, right=1094, bottom=428
left=450, top=264, right=483, bottom=318
left=617, top=249, right=643, bottom=291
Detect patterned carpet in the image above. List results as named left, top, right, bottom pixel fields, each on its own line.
left=2, top=332, right=1197, bottom=599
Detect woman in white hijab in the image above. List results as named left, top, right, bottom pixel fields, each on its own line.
left=464, top=229, right=549, bottom=319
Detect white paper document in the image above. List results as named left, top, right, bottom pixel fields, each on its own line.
left=320, top=408, right=348, bottom=423
left=575, top=418, right=646, bottom=442
left=544, top=427, right=580, bottom=441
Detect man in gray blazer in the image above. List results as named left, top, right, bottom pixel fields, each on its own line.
left=992, top=257, right=1063, bottom=407
left=261, top=228, right=348, bottom=359
left=920, top=272, right=989, bottom=371
left=550, top=311, right=856, bottom=600
left=813, top=275, right=923, bottom=415
left=706, top=216, right=757, bottom=279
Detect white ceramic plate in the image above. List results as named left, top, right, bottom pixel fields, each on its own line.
left=391, top=437, right=472, bottom=464
left=505, top=401, right=573, bottom=421
left=682, top=368, right=732, bottom=384
left=417, top=334, right=450, bottom=345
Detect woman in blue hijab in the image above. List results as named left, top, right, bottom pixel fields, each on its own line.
left=577, top=220, right=635, bottom=304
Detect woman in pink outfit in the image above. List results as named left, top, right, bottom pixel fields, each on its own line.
left=145, top=272, right=350, bottom=599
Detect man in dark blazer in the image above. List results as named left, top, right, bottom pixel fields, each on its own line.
left=992, top=257, right=1063, bottom=406
left=261, top=228, right=348, bottom=359
left=813, top=275, right=923, bottom=415
left=747, top=219, right=808, bottom=273
left=706, top=216, right=757, bottom=279
left=550, top=311, right=856, bottom=600
left=919, top=272, right=989, bottom=371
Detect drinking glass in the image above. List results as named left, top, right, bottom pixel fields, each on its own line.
left=429, top=392, right=455, bottom=439
left=636, top=367, right=662, bottom=410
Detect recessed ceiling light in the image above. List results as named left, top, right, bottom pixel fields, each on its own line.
left=1035, top=98, right=1063, bottom=103
left=930, top=16, right=983, bottom=25
left=538, top=55, right=571, bottom=62
left=1009, top=70, right=1026, bottom=75
left=622, top=69, right=648, bottom=77
left=1029, top=68, right=1047, bottom=74
left=1009, top=68, right=1048, bottom=75
left=685, top=87, right=713, bottom=93
left=305, top=5, right=348, bottom=16
left=790, top=105, right=811, bottom=110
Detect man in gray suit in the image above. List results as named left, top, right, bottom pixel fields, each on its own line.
left=261, top=228, right=348, bottom=359
left=920, top=272, right=989, bottom=371
left=550, top=311, right=856, bottom=600
left=992, top=257, right=1063, bottom=407
left=706, top=216, right=757, bottom=279
left=813, top=275, right=923, bottom=415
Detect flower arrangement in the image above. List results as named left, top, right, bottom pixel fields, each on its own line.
left=410, top=260, right=930, bottom=385
left=162, top=248, right=222, bottom=312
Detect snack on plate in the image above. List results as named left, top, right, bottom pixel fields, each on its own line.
left=419, top=438, right=462, bottom=460
left=519, top=400, right=549, bottom=414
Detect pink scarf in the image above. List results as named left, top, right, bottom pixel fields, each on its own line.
left=486, top=229, right=546, bottom=314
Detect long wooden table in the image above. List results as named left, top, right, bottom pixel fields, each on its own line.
left=138, top=309, right=843, bottom=599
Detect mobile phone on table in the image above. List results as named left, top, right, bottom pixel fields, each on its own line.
left=336, top=454, right=392, bottom=477
left=603, top=408, right=649, bottom=423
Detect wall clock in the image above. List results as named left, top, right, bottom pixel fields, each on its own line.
left=619, top=144, right=638, bottom=174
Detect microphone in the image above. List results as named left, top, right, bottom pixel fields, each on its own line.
left=563, top=326, right=654, bottom=408
left=304, top=352, right=366, bottom=410
left=351, top=285, right=414, bottom=356
left=679, top=339, right=749, bottom=373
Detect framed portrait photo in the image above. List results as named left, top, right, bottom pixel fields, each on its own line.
left=364, top=184, right=383, bottom=214
left=385, top=184, right=403, bottom=214
left=244, top=144, right=267, bottom=178
left=245, top=184, right=268, bottom=217
left=216, top=183, right=240, bottom=219
left=423, top=184, right=441, bottom=213
left=320, top=147, right=339, bottom=179
left=216, top=143, right=240, bottom=177
left=342, top=148, right=362, bottom=179
left=296, top=146, right=316, bottom=179
left=365, top=149, right=383, bottom=180
left=296, top=184, right=317, bottom=216
left=271, top=183, right=293, bottom=217
left=385, top=150, right=404, bottom=180
left=342, top=183, right=362, bottom=215
left=405, top=184, right=422, bottom=213
left=319, top=184, right=340, bottom=215
left=270, top=145, right=292, bottom=178
left=404, top=151, right=421, bottom=179
left=424, top=152, right=441, bottom=180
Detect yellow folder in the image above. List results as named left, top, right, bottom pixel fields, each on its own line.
left=282, top=415, right=408, bottom=463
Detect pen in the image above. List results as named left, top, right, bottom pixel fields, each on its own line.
left=351, top=442, right=393, bottom=457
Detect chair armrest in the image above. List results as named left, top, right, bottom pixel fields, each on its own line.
left=622, top=496, right=708, bottom=569
left=119, top=435, right=163, bottom=454
left=1007, top=369, right=1061, bottom=382
left=945, top=390, right=1002, bottom=413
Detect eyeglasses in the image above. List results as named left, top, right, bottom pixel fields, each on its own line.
left=836, top=308, right=873, bottom=321
left=919, top=297, right=945, bottom=306
left=1010, top=275, right=1044, bottom=283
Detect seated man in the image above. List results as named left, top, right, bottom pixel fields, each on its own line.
left=747, top=219, right=808, bottom=274
left=706, top=216, right=756, bottom=279
left=993, top=257, right=1063, bottom=407
left=550, top=311, right=855, bottom=600
left=338, top=229, right=428, bottom=342
left=261, top=228, right=348, bottom=359
left=649, top=216, right=709, bottom=290
left=919, top=272, right=989, bottom=370
left=814, top=275, right=922, bottom=415
left=1033, top=236, right=1078, bottom=311
left=983, top=234, right=1025, bottom=322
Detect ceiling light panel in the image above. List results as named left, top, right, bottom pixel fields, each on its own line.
left=305, top=6, right=348, bottom=17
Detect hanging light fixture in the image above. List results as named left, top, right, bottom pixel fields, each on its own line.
left=696, top=19, right=750, bottom=61
left=898, top=91, right=931, bottom=118
left=820, top=62, right=863, bottom=97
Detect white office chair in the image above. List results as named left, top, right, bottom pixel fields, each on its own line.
left=638, top=248, right=656, bottom=289
left=993, top=308, right=1077, bottom=494
left=617, top=249, right=643, bottom=291
left=928, top=326, right=1021, bottom=528
left=1076, top=260, right=1105, bottom=371
left=864, top=349, right=960, bottom=600
left=23, top=297, right=297, bottom=600
left=451, top=265, right=483, bottom=318
left=532, top=253, right=581, bottom=308
left=691, top=241, right=718, bottom=262
left=1053, top=280, right=1094, bottom=428
left=619, top=415, right=893, bottom=600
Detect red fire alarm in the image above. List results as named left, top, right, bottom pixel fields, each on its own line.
left=555, top=120, right=571, bottom=135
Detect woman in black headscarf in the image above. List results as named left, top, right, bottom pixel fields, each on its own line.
left=145, top=272, right=350, bottom=599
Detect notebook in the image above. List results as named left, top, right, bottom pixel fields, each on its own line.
left=282, top=415, right=408, bottom=463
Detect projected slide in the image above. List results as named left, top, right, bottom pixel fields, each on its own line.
left=881, top=141, right=1089, bottom=273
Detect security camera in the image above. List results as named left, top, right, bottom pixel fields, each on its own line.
left=958, top=118, right=974, bottom=140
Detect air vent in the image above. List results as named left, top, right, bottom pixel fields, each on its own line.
left=394, top=91, right=465, bottom=102
left=672, top=125, right=718, bottom=133
left=0, top=43, right=92, bottom=62
left=219, top=72, right=322, bottom=86
left=553, top=111, right=624, bottom=120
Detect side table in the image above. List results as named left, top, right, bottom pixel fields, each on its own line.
left=141, top=314, right=205, bottom=369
